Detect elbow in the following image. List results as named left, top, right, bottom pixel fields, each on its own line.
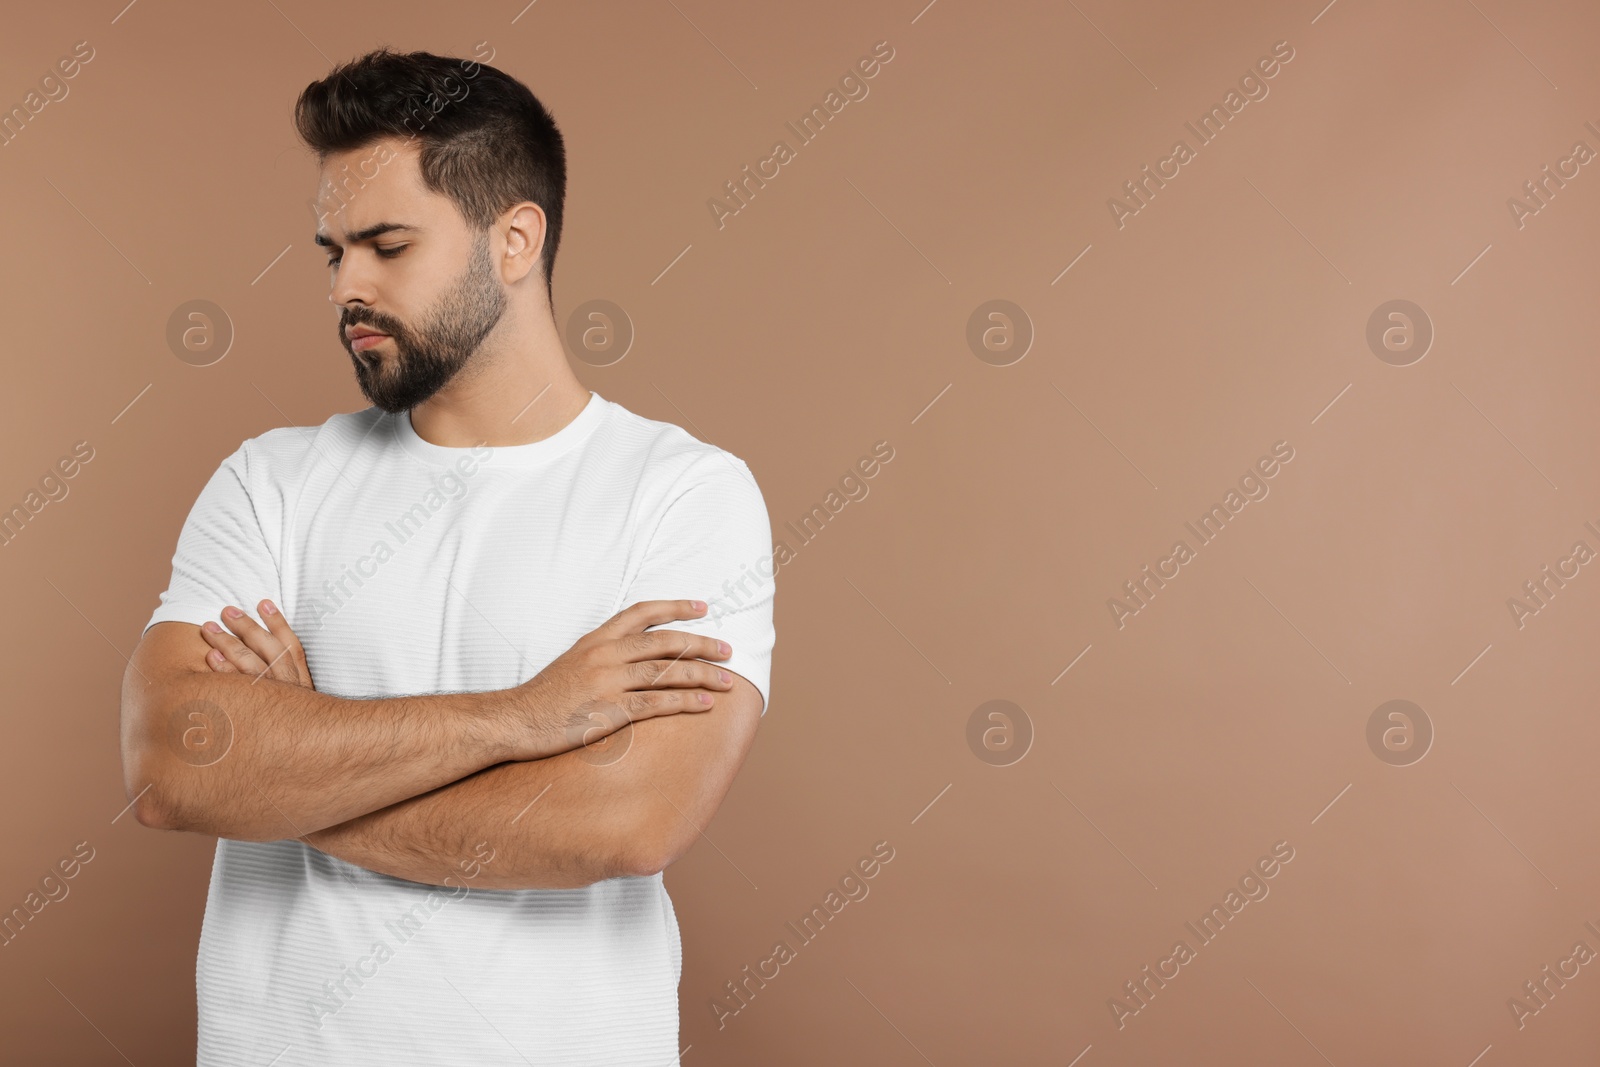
left=120, top=748, right=176, bottom=831
left=121, top=751, right=184, bottom=832
left=130, top=784, right=174, bottom=831
left=120, top=686, right=219, bottom=835
left=624, top=845, right=668, bottom=879
left=120, top=689, right=178, bottom=831
left=123, top=775, right=248, bottom=839
left=623, top=811, right=696, bottom=878
left=121, top=736, right=174, bottom=831
left=121, top=732, right=203, bottom=834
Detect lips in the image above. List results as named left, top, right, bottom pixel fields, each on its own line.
left=346, top=325, right=391, bottom=354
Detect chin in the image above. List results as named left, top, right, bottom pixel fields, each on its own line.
left=366, top=395, right=409, bottom=415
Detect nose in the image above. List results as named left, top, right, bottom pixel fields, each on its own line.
left=328, top=251, right=378, bottom=310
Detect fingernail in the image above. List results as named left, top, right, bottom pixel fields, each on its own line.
left=698, top=693, right=712, bottom=704
left=261, top=600, right=277, bottom=616
left=209, top=650, right=224, bottom=663
left=718, top=671, right=729, bottom=684
left=224, top=607, right=243, bottom=619
left=204, top=621, right=222, bottom=633
left=691, top=600, right=706, bottom=611
left=718, top=641, right=730, bottom=656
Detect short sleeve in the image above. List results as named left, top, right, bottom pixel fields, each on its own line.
left=622, top=453, right=776, bottom=716
left=142, top=442, right=282, bottom=637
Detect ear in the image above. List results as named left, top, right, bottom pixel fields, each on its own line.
left=499, top=203, right=548, bottom=286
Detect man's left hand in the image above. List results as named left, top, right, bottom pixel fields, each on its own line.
left=199, top=599, right=315, bottom=689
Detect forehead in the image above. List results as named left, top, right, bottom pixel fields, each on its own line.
left=312, top=136, right=446, bottom=236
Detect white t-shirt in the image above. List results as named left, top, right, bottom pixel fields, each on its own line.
left=142, top=389, right=775, bottom=1066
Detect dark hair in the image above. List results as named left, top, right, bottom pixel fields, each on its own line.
left=294, top=48, right=567, bottom=295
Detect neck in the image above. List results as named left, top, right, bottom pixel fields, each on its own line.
left=406, top=300, right=591, bottom=448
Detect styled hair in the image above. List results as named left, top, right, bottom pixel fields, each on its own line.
left=294, top=48, right=567, bottom=294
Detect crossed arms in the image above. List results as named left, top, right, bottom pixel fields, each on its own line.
left=118, top=599, right=763, bottom=890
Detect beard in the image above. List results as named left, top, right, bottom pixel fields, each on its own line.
left=340, top=231, right=507, bottom=414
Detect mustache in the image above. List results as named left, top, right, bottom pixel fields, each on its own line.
left=341, top=312, right=404, bottom=336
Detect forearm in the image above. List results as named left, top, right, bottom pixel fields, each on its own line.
left=305, top=687, right=761, bottom=890
left=121, top=663, right=514, bottom=841
left=304, top=746, right=646, bottom=889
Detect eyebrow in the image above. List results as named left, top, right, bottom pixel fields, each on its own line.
left=313, top=222, right=420, bottom=249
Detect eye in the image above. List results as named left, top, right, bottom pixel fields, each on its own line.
left=325, top=245, right=408, bottom=268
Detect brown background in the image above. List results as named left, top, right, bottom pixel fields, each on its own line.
left=2, top=0, right=1598, bottom=1063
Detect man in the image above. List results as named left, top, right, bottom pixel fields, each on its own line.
left=119, top=47, right=775, bottom=1065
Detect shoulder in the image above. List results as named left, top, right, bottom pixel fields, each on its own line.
left=593, top=396, right=763, bottom=500
left=229, top=407, right=389, bottom=486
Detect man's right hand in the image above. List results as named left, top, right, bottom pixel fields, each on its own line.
left=507, top=599, right=736, bottom=761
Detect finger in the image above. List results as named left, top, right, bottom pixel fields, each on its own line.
left=202, top=618, right=271, bottom=674
left=600, top=599, right=709, bottom=639
left=257, top=599, right=310, bottom=685
left=622, top=687, right=715, bottom=721
left=203, top=644, right=240, bottom=673
left=628, top=658, right=734, bottom=690
left=627, top=628, right=731, bottom=665
left=220, top=607, right=294, bottom=679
